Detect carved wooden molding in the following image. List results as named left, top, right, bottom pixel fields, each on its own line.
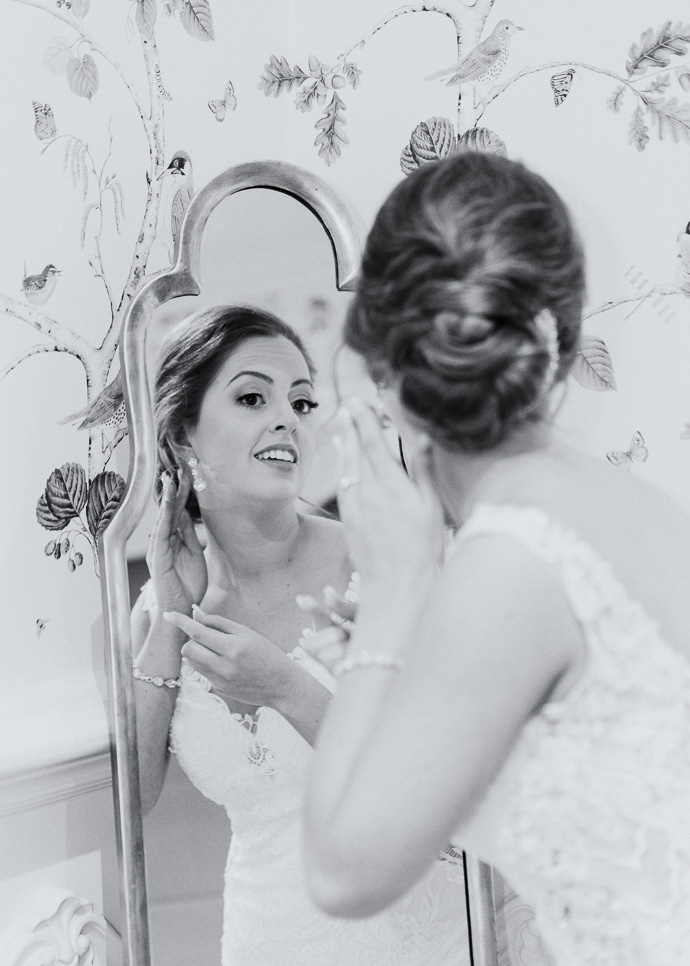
left=0, top=887, right=118, bottom=966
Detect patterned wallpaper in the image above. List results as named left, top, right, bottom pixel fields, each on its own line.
left=1, top=2, right=688, bottom=957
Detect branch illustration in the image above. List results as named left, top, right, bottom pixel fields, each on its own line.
left=341, top=3, right=465, bottom=59
left=10, top=0, right=153, bottom=140
left=0, top=294, right=95, bottom=362
left=1, top=343, right=63, bottom=380
left=476, top=61, right=684, bottom=122
left=584, top=284, right=684, bottom=321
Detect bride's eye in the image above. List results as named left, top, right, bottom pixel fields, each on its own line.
left=237, top=392, right=264, bottom=408
left=292, top=398, right=319, bottom=415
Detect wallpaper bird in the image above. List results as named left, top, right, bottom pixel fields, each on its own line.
left=22, top=264, right=60, bottom=305
left=157, top=150, right=194, bottom=265
left=425, top=19, right=523, bottom=87
left=59, top=373, right=127, bottom=453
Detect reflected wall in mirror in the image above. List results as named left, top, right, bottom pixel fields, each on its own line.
left=103, top=162, right=492, bottom=966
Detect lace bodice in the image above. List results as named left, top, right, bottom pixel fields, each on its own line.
left=139, top=577, right=469, bottom=965
left=449, top=504, right=690, bottom=966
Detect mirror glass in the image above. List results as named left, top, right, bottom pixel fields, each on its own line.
left=115, top=179, right=476, bottom=966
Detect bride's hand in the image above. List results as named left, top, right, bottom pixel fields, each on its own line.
left=162, top=607, right=296, bottom=708
left=335, top=398, right=444, bottom=595
left=296, top=587, right=357, bottom=674
left=148, top=471, right=208, bottom=617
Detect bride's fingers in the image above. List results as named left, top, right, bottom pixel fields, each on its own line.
left=178, top=507, right=203, bottom=554
left=171, top=468, right=191, bottom=532
left=345, top=397, right=403, bottom=484
left=296, top=594, right=337, bottom=632
left=322, top=586, right=357, bottom=623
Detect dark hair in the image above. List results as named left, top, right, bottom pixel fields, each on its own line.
left=154, top=304, right=316, bottom=519
left=344, top=153, right=586, bottom=451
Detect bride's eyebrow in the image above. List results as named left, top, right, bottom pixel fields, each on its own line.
left=227, top=370, right=272, bottom=386
left=227, top=371, right=313, bottom=389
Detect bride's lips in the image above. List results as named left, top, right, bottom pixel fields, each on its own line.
left=253, top=443, right=299, bottom=469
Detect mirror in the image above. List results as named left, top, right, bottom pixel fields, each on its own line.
left=101, top=161, right=498, bottom=966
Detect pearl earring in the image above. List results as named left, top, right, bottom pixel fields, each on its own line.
left=188, top=457, right=206, bottom=492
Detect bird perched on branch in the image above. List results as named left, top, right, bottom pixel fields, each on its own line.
left=22, top=264, right=60, bottom=305
left=59, top=373, right=127, bottom=455
left=425, top=19, right=523, bottom=87
left=157, top=150, right=194, bottom=265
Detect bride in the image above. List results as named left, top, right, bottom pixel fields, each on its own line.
left=130, top=304, right=470, bottom=965
left=301, top=153, right=690, bottom=966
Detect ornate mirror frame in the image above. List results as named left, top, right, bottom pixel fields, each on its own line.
left=99, top=159, right=498, bottom=966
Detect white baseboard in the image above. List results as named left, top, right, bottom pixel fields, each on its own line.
left=0, top=672, right=112, bottom=816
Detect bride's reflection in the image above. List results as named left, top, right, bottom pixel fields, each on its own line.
left=130, top=303, right=470, bottom=965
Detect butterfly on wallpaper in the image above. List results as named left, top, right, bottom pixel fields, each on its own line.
left=35, top=617, right=50, bottom=637
left=550, top=69, right=575, bottom=107
left=208, top=81, right=237, bottom=122
left=32, top=101, right=56, bottom=141
left=606, top=430, right=649, bottom=470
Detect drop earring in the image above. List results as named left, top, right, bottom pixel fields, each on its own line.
left=188, top=457, right=206, bottom=492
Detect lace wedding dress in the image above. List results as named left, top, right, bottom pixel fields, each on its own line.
left=449, top=504, right=690, bottom=966
left=139, top=577, right=469, bottom=965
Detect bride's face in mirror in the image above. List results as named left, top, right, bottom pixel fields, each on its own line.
left=177, top=336, right=320, bottom=510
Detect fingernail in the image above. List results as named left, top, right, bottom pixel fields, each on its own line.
left=162, top=611, right=172, bottom=621
left=332, top=435, right=342, bottom=452
left=192, top=604, right=205, bottom=617
left=295, top=594, right=313, bottom=609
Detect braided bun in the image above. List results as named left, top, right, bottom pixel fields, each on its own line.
left=345, top=153, right=585, bottom=450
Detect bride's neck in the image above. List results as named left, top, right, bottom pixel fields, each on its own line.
left=201, top=502, right=303, bottom=589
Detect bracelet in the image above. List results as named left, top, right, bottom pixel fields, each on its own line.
left=132, top=664, right=181, bottom=689
left=336, top=650, right=403, bottom=677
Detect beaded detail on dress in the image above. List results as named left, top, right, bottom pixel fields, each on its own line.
left=138, top=575, right=469, bottom=965
left=449, top=504, right=690, bottom=966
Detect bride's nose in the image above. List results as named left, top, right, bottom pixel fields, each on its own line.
left=271, top=400, right=299, bottom=433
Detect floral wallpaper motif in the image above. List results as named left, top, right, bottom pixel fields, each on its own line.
left=2, top=0, right=217, bottom=571
left=262, top=4, right=690, bottom=481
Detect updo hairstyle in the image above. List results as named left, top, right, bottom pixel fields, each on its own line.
left=154, top=304, right=316, bottom=519
left=344, top=152, right=586, bottom=451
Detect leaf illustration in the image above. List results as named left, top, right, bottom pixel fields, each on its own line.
left=628, top=105, right=650, bottom=151
left=678, top=70, right=690, bottom=92
left=400, top=142, right=417, bottom=174
left=408, top=117, right=456, bottom=166
left=105, top=179, right=125, bottom=233
left=626, top=21, right=690, bottom=77
left=645, top=95, right=690, bottom=143
left=295, top=80, right=325, bottom=113
left=258, top=55, right=308, bottom=97
left=80, top=202, right=99, bottom=247
left=71, top=0, right=90, bottom=16
left=86, top=471, right=126, bottom=539
left=314, top=92, right=348, bottom=166
left=36, top=492, right=68, bottom=532
left=136, top=0, right=157, bottom=40
left=456, top=126, right=507, bottom=156
left=643, top=75, right=671, bottom=95
left=571, top=336, right=617, bottom=391
left=606, top=85, right=626, bottom=113
left=180, top=0, right=215, bottom=42
left=342, top=61, right=363, bottom=90
left=43, top=36, right=73, bottom=74
left=45, top=462, right=89, bottom=522
left=66, top=54, right=99, bottom=100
